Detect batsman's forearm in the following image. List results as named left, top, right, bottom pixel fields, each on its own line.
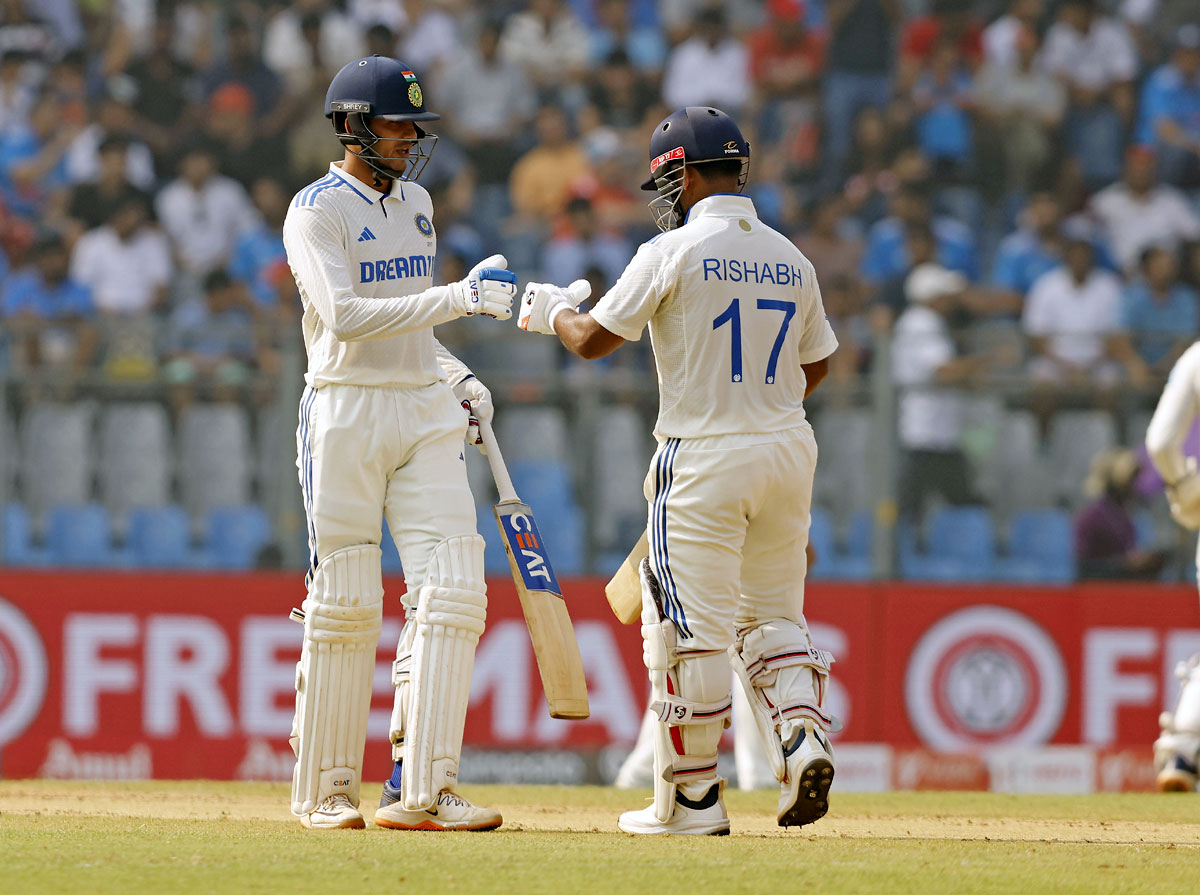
left=312, top=284, right=463, bottom=342
left=553, top=309, right=625, bottom=360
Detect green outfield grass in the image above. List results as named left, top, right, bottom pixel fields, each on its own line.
left=2, top=782, right=1199, bottom=895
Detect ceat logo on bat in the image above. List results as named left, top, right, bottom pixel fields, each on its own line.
left=500, top=511, right=562, bottom=596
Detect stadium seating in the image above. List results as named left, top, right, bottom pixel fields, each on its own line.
left=1048, top=410, right=1117, bottom=507
left=498, top=406, right=569, bottom=464
left=900, top=505, right=997, bottom=581
left=180, top=404, right=252, bottom=525
left=46, top=503, right=114, bottom=568
left=20, top=403, right=95, bottom=531
left=808, top=507, right=873, bottom=581
left=811, top=408, right=872, bottom=525
left=126, top=504, right=194, bottom=569
left=591, top=405, right=651, bottom=554
left=204, top=504, right=272, bottom=570
left=997, top=508, right=1076, bottom=583
left=2, top=501, right=45, bottom=567
left=99, top=402, right=172, bottom=534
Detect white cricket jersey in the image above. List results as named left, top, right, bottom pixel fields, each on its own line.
left=589, top=194, right=838, bottom=440
left=1146, top=340, right=1200, bottom=484
left=283, top=161, right=459, bottom=389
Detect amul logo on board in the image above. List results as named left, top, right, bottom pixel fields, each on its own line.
left=905, top=606, right=1067, bottom=750
left=0, top=597, right=48, bottom=746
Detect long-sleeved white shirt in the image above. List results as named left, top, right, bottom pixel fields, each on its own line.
left=282, top=162, right=465, bottom=389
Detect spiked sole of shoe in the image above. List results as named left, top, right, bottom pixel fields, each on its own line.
left=373, top=816, right=502, bottom=832
left=1157, top=772, right=1196, bottom=793
left=779, top=758, right=834, bottom=827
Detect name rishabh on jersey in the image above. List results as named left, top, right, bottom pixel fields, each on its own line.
left=589, top=194, right=838, bottom=440
left=283, top=162, right=444, bottom=390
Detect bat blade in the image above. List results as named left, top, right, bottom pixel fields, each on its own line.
left=493, top=499, right=590, bottom=720
left=605, top=531, right=648, bottom=625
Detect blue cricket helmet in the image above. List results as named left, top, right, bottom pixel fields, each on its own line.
left=641, top=107, right=750, bottom=232
left=326, top=55, right=440, bottom=184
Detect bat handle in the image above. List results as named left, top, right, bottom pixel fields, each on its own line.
left=478, top=418, right=519, bottom=503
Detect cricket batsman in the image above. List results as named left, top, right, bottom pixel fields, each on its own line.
left=518, top=106, right=840, bottom=834
left=1145, top=342, right=1200, bottom=792
left=282, top=55, right=516, bottom=831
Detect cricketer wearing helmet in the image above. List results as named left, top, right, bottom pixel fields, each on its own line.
left=519, top=107, right=840, bottom=834
left=1145, top=342, right=1200, bottom=793
left=282, top=55, right=516, bottom=831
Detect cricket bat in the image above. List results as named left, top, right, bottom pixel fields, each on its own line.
left=605, top=530, right=648, bottom=625
left=478, top=419, right=590, bottom=720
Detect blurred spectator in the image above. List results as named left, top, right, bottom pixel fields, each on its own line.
left=910, top=39, right=975, bottom=180
left=64, top=136, right=150, bottom=239
left=582, top=49, right=662, bottom=137
left=204, top=83, right=280, bottom=187
left=2, top=231, right=96, bottom=371
left=1089, top=146, right=1200, bottom=274
left=123, top=11, right=200, bottom=156
left=991, top=192, right=1068, bottom=307
left=1040, top=0, right=1137, bottom=188
left=569, top=127, right=646, bottom=236
left=898, top=0, right=983, bottom=92
left=155, top=140, right=258, bottom=276
left=822, top=0, right=901, bottom=178
left=873, top=219, right=938, bottom=323
left=509, top=106, right=590, bottom=227
left=1075, top=449, right=1167, bottom=580
left=499, top=0, right=590, bottom=101
left=822, top=272, right=872, bottom=383
left=541, top=195, right=631, bottom=289
left=661, top=5, right=751, bottom=114
left=861, top=185, right=978, bottom=284
left=1023, top=218, right=1126, bottom=394
left=263, top=0, right=364, bottom=95
left=892, top=263, right=986, bottom=522
left=229, top=176, right=292, bottom=316
left=0, top=0, right=60, bottom=66
left=396, top=0, right=460, bottom=77
left=794, top=194, right=865, bottom=289
left=349, top=0, right=407, bottom=32
left=839, top=105, right=904, bottom=226
left=70, top=193, right=172, bottom=314
left=0, top=49, right=33, bottom=136
left=589, top=0, right=666, bottom=73
left=1137, top=24, right=1200, bottom=189
left=437, top=21, right=535, bottom=186
left=982, top=0, right=1044, bottom=70
left=0, top=90, right=71, bottom=220
left=63, top=87, right=156, bottom=191
left=1117, top=245, right=1199, bottom=379
left=659, top=0, right=764, bottom=44
left=975, top=25, right=1065, bottom=196
left=202, top=16, right=286, bottom=136
left=161, top=269, right=258, bottom=397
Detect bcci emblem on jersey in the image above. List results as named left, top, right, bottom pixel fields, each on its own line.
left=414, top=213, right=433, bottom=237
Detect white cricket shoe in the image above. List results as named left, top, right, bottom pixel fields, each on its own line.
left=1154, top=728, right=1200, bottom=793
left=617, top=781, right=730, bottom=836
left=778, top=719, right=834, bottom=827
left=300, top=794, right=366, bottom=830
left=374, top=789, right=502, bottom=831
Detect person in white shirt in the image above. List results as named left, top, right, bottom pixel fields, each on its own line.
left=519, top=106, right=840, bottom=835
left=281, top=55, right=518, bottom=834
left=661, top=6, right=752, bottom=114
left=69, top=193, right=171, bottom=315
left=1089, top=147, right=1200, bottom=274
left=1144, top=344, right=1200, bottom=792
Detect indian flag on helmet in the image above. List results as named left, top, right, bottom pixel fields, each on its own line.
left=401, top=69, right=418, bottom=81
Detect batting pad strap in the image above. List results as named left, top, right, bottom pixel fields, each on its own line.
left=388, top=620, right=416, bottom=762
left=402, top=534, right=488, bottom=812
left=290, top=544, right=383, bottom=817
left=650, top=695, right=733, bottom=726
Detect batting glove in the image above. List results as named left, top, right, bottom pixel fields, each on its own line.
left=451, top=254, right=518, bottom=320
left=518, top=279, right=592, bottom=334
left=452, top=375, right=492, bottom=455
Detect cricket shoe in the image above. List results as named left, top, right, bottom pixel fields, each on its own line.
left=1157, top=755, right=1199, bottom=793
left=617, top=780, right=730, bottom=836
left=778, top=719, right=834, bottom=827
left=375, top=785, right=502, bottom=831
left=300, top=794, right=366, bottom=830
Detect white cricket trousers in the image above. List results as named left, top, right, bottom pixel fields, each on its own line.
left=297, top=381, right=476, bottom=601
left=645, top=424, right=817, bottom=650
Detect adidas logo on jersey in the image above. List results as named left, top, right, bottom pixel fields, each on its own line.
left=357, top=227, right=377, bottom=242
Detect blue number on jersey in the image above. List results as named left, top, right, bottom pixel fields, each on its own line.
left=713, top=298, right=797, bottom=385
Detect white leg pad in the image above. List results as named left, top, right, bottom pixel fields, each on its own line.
left=400, top=534, right=487, bottom=811
left=1156, top=654, right=1200, bottom=771
left=387, top=617, right=416, bottom=763
left=730, top=619, right=841, bottom=783
left=639, top=560, right=731, bottom=822
left=289, top=544, right=384, bottom=817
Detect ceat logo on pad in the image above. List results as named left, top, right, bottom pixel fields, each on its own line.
left=499, top=512, right=562, bottom=596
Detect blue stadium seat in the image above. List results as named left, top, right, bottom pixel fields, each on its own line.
left=806, top=507, right=837, bottom=580
left=1000, top=509, right=1076, bottom=583
left=3, top=502, right=46, bottom=567
left=46, top=503, right=114, bottom=568
left=127, top=504, right=194, bottom=568
left=381, top=516, right=405, bottom=577
left=205, top=505, right=272, bottom=570
left=902, top=506, right=996, bottom=581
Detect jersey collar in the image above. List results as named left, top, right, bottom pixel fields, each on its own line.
left=329, top=162, right=391, bottom=205
left=683, top=193, right=757, bottom=226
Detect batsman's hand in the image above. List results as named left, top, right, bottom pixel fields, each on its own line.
left=452, top=375, right=492, bottom=455
left=518, top=279, right=592, bottom=334
left=451, top=254, right=517, bottom=320
left=1168, top=460, right=1200, bottom=529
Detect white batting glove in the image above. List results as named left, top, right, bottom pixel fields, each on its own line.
left=451, top=375, right=492, bottom=455
left=518, top=279, right=592, bottom=334
left=450, top=254, right=517, bottom=320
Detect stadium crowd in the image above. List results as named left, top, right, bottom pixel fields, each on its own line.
left=2, top=0, right=1200, bottom=576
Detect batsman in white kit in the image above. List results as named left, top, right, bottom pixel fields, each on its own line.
left=1145, top=341, right=1200, bottom=792
left=519, top=106, right=840, bottom=834
left=282, top=55, right=517, bottom=831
